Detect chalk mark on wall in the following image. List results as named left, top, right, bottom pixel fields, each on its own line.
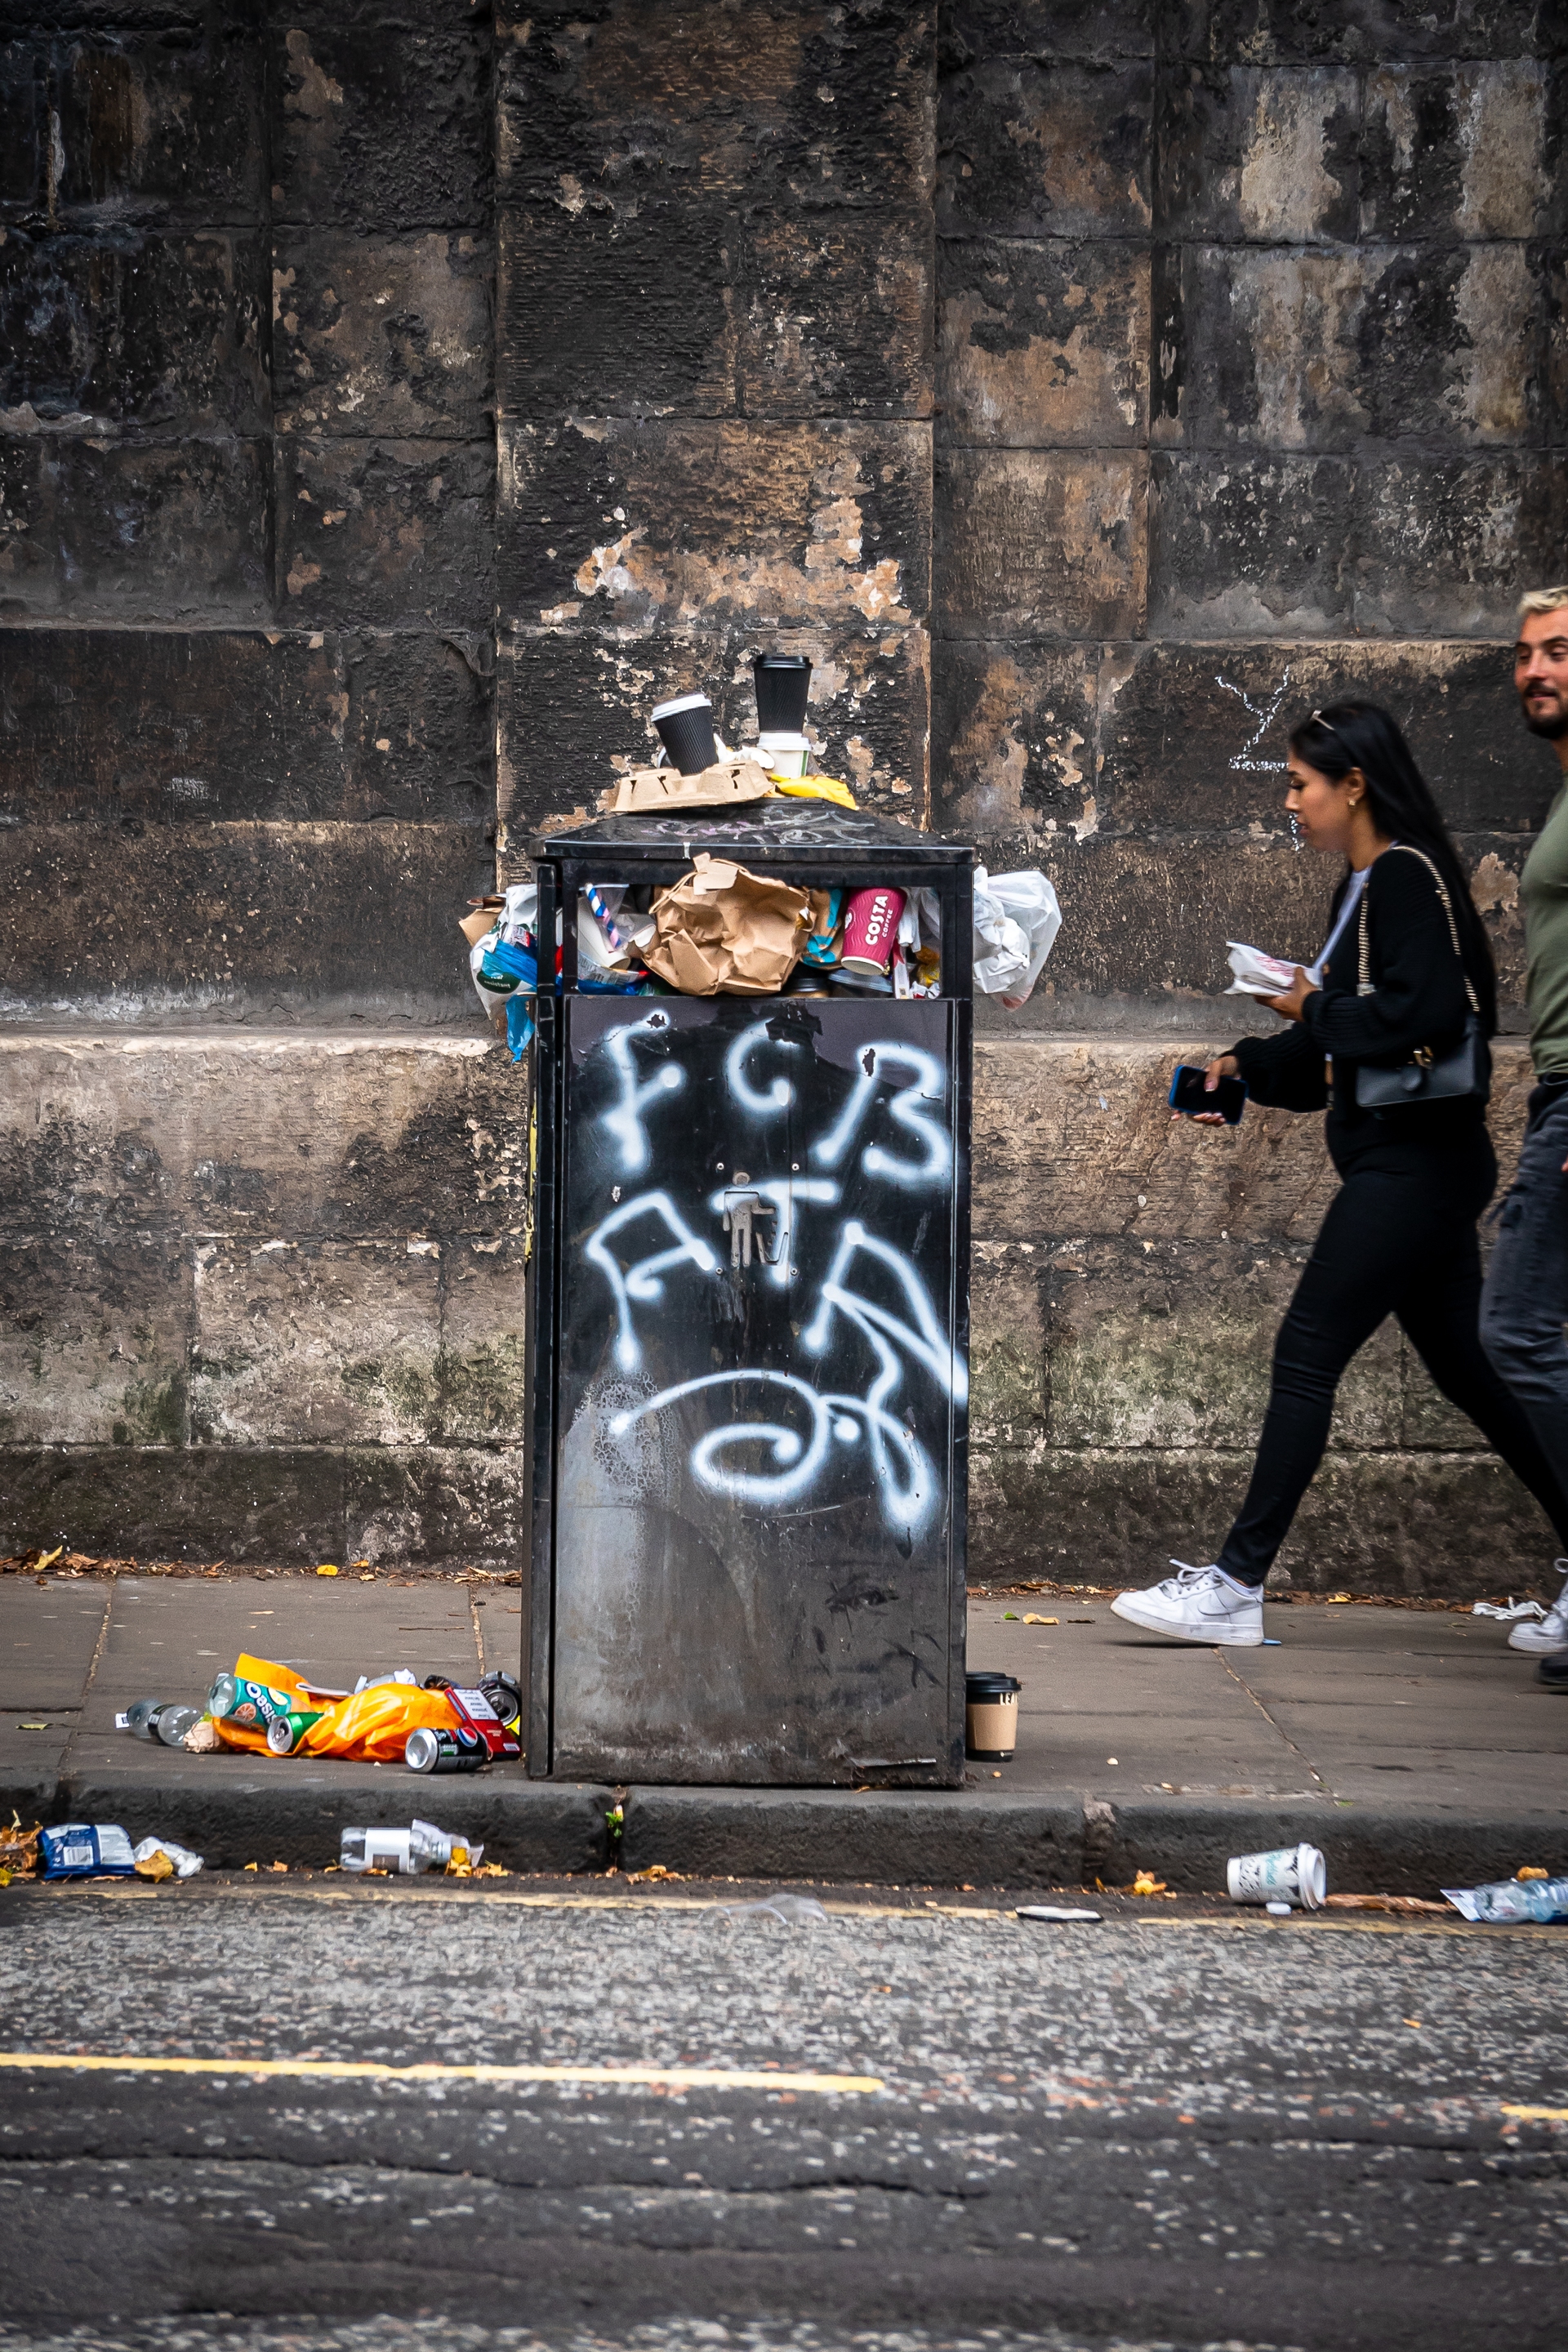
left=1217, top=667, right=1291, bottom=774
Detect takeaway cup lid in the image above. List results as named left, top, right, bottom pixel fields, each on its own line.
left=650, top=693, right=712, bottom=720
left=965, top=1671, right=1022, bottom=1697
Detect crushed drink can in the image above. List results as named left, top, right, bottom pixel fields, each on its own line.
left=265, top=1708, right=325, bottom=1756
left=207, top=1673, right=296, bottom=1731
left=405, top=1724, right=487, bottom=1775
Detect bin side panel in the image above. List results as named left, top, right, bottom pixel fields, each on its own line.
left=551, top=995, right=964, bottom=1784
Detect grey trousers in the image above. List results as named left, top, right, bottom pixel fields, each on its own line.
left=1481, top=1079, right=1568, bottom=1495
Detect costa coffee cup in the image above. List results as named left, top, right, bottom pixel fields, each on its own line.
left=752, top=652, right=812, bottom=733
left=841, top=885, right=906, bottom=976
left=652, top=693, right=719, bottom=775
left=1227, top=1841, right=1327, bottom=1910
left=966, top=1670, right=1021, bottom=1761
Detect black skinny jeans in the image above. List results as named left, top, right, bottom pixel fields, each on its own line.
left=1218, top=1129, right=1568, bottom=1585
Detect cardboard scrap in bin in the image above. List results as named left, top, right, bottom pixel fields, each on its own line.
left=642, top=853, right=813, bottom=997
left=602, top=755, right=775, bottom=817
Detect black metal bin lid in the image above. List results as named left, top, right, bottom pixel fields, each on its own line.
left=529, top=799, right=973, bottom=870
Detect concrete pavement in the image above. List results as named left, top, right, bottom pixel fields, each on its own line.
left=3, top=1575, right=1566, bottom=1893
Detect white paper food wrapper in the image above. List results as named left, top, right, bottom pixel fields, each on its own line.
left=1226, top=941, right=1297, bottom=997
left=973, top=867, right=1062, bottom=1004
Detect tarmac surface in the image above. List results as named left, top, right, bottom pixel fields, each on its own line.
left=0, top=1869, right=1566, bottom=2350
left=2, top=1573, right=1566, bottom=1895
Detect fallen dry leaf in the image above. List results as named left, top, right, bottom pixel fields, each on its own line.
left=135, top=1850, right=174, bottom=1882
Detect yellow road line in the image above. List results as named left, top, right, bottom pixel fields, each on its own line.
left=1129, top=1913, right=1566, bottom=1941
left=1501, top=2105, right=1568, bottom=2123
left=0, top=2051, right=880, bottom=2096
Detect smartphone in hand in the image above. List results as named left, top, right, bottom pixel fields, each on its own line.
left=1169, top=1063, right=1247, bottom=1125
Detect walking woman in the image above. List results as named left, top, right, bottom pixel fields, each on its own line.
left=1113, top=702, right=1568, bottom=1645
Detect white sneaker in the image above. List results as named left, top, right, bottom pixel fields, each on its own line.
left=1111, top=1560, right=1264, bottom=1647
left=1508, top=1561, right=1568, bottom=1654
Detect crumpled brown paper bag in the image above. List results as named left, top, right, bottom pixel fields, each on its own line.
left=642, top=853, right=812, bottom=996
left=601, top=755, right=776, bottom=816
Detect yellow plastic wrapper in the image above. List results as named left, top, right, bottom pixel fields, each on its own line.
left=295, top=1682, right=461, bottom=1764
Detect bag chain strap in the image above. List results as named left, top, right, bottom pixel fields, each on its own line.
left=1356, top=848, right=1480, bottom=1038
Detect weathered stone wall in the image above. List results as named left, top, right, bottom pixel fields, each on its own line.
left=3, top=2, right=1564, bottom=1591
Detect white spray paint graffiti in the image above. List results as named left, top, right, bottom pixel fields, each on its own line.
left=609, top=1370, right=938, bottom=1533
left=724, top=1021, right=798, bottom=1116
left=809, top=1042, right=951, bottom=1188
left=600, top=1012, right=685, bottom=1175
left=584, top=1192, right=720, bottom=1373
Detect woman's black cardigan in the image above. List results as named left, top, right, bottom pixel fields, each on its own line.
left=1228, top=849, right=1489, bottom=1155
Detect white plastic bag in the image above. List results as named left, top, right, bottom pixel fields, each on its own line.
left=973, top=866, right=1062, bottom=1006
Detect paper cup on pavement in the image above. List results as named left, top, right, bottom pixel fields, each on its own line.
left=841, top=885, right=906, bottom=976
left=652, top=694, right=719, bottom=775
left=1227, top=1842, right=1327, bottom=1910
left=966, top=1671, right=1021, bottom=1760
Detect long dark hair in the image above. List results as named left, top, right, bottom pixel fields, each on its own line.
left=1289, top=701, right=1497, bottom=1036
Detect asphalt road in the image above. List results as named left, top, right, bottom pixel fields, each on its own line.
left=1, top=1876, right=1566, bottom=2352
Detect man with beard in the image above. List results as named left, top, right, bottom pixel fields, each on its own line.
left=1481, top=587, right=1568, bottom=1675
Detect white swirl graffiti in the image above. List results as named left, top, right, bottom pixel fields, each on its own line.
left=601, top=1012, right=685, bottom=1175
left=809, top=1042, right=951, bottom=1187
left=584, top=1191, right=719, bottom=1373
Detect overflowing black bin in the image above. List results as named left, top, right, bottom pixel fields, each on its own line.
left=520, top=800, right=973, bottom=1786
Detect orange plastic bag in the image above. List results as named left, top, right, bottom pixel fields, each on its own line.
left=295, top=1682, right=460, bottom=1764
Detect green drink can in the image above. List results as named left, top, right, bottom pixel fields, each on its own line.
left=265, top=1709, right=325, bottom=1756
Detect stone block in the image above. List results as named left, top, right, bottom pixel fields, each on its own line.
left=936, top=448, right=1147, bottom=639
left=0, top=820, right=488, bottom=1023
left=929, top=639, right=1097, bottom=865
left=47, top=16, right=267, bottom=227
left=1361, top=60, right=1557, bottom=238
left=270, top=8, right=493, bottom=231
left=1036, top=1236, right=1402, bottom=1452
left=938, top=59, right=1153, bottom=238
left=345, top=1443, right=528, bottom=1567
left=497, top=621, right=930, bottom=851
left=733, top=208, right=933, bottom=421
left=938, top=2, right=1156, bottom=69
left=0, top=429, right=270, bottom=623
left=0, top=38, right=43, bottom=210
left=438, top=1232, right=530, bottom=1443
left=969, top=1441, right=1558, bottom=1597
left=1147, top=454, right=1356, bottom=639
left=0, top=628, right=492, bottom=827
left=498, top=194, right=737, bottom=421
left=0, top=1032, right=531, bottom=1245
left=1352, top=456, right=1568, bottom=638
left=1095, top=639, right=1557, bottom=841
left=937, top=237, right=1148, bottom=448
left=498, top=416, right=930, bottom=637
left=0, top=1232, right=190, bottom=1447
left=0, top=1443, right=349, bottom=1564
left=273, top=229, right=493, bottom=439
left=1156, top=65, right=1359, bottom=243
left=0, top=229, right=268, bottom=431
left=1543, top=243, right=1568, bottom=446
left=497, top=0, right=933, bottom=215
left=191, top=1238, right=443, bottom=1446
left=274, top=436, right=495, bottom=629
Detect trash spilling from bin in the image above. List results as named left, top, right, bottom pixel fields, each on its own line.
left=117, top=1651, right=523, bottom=1777
left=458, top=653, right=1062, bottom=1063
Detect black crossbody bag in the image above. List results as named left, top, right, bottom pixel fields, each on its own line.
left=1353, top=845, right=1491, bottom=1109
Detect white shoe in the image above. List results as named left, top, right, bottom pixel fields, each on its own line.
left=1508, top=1561, right=1568, bottom=1654
left=1111, top=1560, right=1264, bottom=1647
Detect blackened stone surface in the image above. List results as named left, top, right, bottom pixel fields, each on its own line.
left=33, top=12, right=268, bottom=229
left=1147, top=452, right=1356, bottom=637
left=936, top=448, right=1147, bottom=639
left=497, top=623, right=929, bottom=856
left=0, top=629, right=492, bottom=826
left=938, top=236, right=1148, bottom=448
left=0, top=229, right=268, bottom=430
left=0, top=820, right=488, bottom=1021
left=499, top=416, right=929, bottom=636
left=497, top=0, right=935, bottom=216
left=270, top=5, right=493, bottom=232
left=929, top=639, right=1097, bottom=862
left=939, top=2, right=1156, bottom=71
left=274, top=436, right=495, bottom=628
left=1154, top=65, right=1361, bottom=244
left=272, top=229, right=494, bottom=439
left=1352, top=455, right=1568, bottom=637
left=1165, top=2, right=1554, bottom=69
left=0, top=430, right=271, bottom=622
left=1359, top=60, right=1558, bottom=240
left=0, top=1229, right=190, bottom=1446
left=938, top=59, right=1154, bottom=238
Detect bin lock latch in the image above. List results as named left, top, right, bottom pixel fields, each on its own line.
left=721, top=1174, right=780, bottom=1271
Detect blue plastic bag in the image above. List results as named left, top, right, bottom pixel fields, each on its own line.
left=41, top=1823, right=137, bottom=1878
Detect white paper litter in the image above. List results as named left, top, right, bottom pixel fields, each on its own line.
left=1472, top=1599, right=1546, bottom=1622
left=973, top=867, right=1062, bottom=1005
left=1225, top=941, right=1298, bottom=997
left=1016, top=1904, right=1102, bottom=1923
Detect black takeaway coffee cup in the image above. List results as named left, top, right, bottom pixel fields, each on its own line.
left=652, top=693, right=719, bottom=775
left=752, top=653, right=812, bottom=734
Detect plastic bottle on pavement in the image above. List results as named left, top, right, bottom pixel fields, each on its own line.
left=120, top=1699, right=176, bottom=1740
left=154, top=1705, right=203, bottom=1748
left=1444, top=1875, right=1568, bottom=1923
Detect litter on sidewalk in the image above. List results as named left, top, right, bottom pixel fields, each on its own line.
left=340, top=1822, right=483, bottom=1877
left=133, top=1837, right=203, bottom=1881
left=1227, top=1842, right=1328, bottom=1911
left=1017, top=1904, right=1102, bottom=1924
left=1443, top=1874, right=1568, bottom=1923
